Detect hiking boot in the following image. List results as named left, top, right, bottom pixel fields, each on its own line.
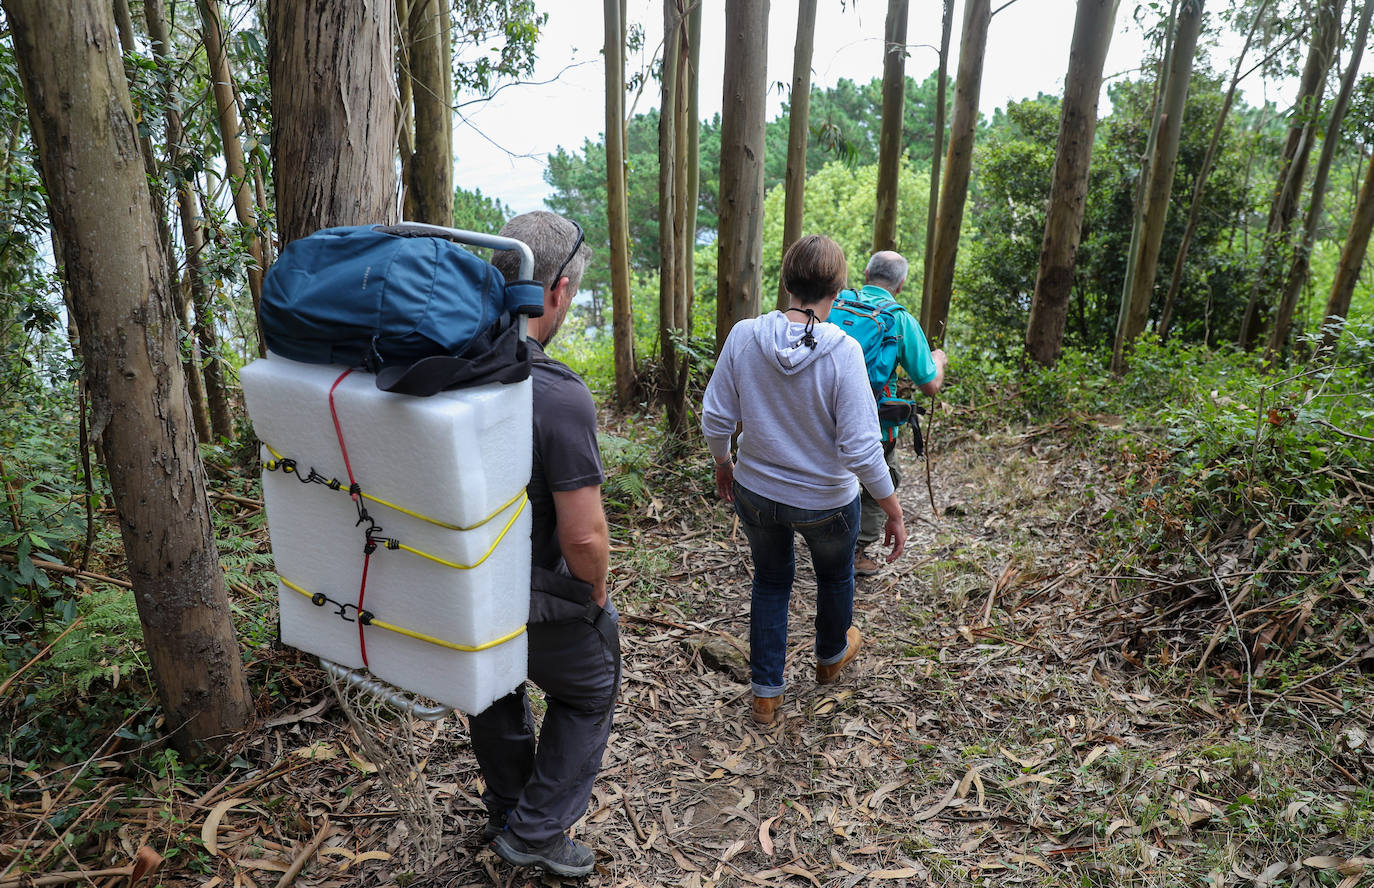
left=479, top=810, right=507, bottom=843
left=854, top=548, right=880, bottom=577
left=751, top=694, right=782, bottom=726
left=816, top=627, right=862, bottom=685
left=491, top=831, right=596, bottom=877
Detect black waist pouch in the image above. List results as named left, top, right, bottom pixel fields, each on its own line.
left=529, top=565, right=597, bottom=624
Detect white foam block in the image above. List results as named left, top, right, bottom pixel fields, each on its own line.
left=241, top=354, right=532, bottom=714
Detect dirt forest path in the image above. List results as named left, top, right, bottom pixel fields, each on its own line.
left=211, top=414, right=1371, bottom=888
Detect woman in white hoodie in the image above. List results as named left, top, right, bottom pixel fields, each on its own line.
left=702, top=235, right=906, bottom=726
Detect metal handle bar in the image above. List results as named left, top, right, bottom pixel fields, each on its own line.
left=320, top=658, right=453, bottom=721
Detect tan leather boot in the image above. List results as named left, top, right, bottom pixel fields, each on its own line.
left=816, top=627, right=862, bottom=684
left=751, top=694, right=782, bottom=725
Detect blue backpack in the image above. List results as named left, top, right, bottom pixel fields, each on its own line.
left=829, top=289, right=901, bottom=397
left=259, top=225, right=545, bottom=396
left=830, top=289, right=925, bottom=453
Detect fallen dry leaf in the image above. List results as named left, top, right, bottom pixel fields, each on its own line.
left=758, top=814, right=778, bottom=857
left=200, top=797, right=251, bottom=857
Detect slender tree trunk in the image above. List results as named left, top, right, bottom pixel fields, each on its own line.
left=1321, top=149, right=1374, bottom=350
left=658, top=0, right=685, bottom=428
left=604, top=0, right=636, bottom=405
left=200, top=0, right=266, bottom=355
left=1266, top=0, right=1371, bottom=361
left=684, top=2, right=701, bottom=320
left=1024, top=0, right=1118, bottom=367
left=926, top=0, right=991, bottom=344
left=5, top=0, right=254, bottom=751
left=176, top=278, right=213, bottom=445
left=921, top=0, right=954, bottom=329
left=1111, top=0, right=1203, bottom=374
left=777, top=0, right=818, bottom=311
left=872, top=0, right=908, bottom=253
left=1159, top=0, right=1270, bottom=339
left=716, top=0, right=769, bottom=358
left=396, top=0, right=415, bottom=212
left=1238, top=0, right=1345, bottom=349
left=673, top=1, right=702, bottom=424
left=1116, top=0, right=1176, bottom=355
left=405, top=0, right=453, bottom=224
left=146, top=0, right=233, bottom=440
left=268, top=0, right=399, bottom=247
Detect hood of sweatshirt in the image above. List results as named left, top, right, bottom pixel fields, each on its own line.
left=752, top=310, right=850, bottom=375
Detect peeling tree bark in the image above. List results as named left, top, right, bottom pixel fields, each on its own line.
left=716, top=0, right=769, bottom=355
left=1265, top=0, right=1371, bottom=361
left=925, top=0, right=991, bottom=345
left=200, top=0, right=267, bottom=356
left=1025, top=0, right=1118, bottom=367
left=1111, top=0, right=1203, bottom=374
left=404, top=0, right=453, bottom=225
left=1320, top=151, right=1374, bottom=351
left=605, top=0, right=637, bottom=405
left=777, top=0, right=817, bottom=311
left=873, top=0, right=908, bottom=254
left=5, top=0, right=254, bottom=752
left=268, top=0, right=399, bottom=247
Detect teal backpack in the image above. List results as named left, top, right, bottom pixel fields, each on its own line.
left=829, top=289, right=925, bottom=453
left=828, top=289, right=901, bottom=397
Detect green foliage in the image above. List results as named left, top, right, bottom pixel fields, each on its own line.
left=452, top=184, right=512, bottom=233
left=452, top=0, right=546, bottom=95
left=597, top=432, right=652, bottom=513
left=952, top=73, right=1254, bottom=360
left=760, top=159, right=929, bottom=305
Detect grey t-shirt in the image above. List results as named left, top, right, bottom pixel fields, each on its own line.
left=527, top=339, right=605, bottom=573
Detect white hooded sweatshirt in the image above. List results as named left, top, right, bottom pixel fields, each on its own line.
left=702, top=310, right=894, bottom=510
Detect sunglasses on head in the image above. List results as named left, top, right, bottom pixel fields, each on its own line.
left=550, top=219, right=584, bottom=290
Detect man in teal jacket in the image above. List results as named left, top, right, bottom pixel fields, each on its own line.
left=851, top=251, right=947, bottom=576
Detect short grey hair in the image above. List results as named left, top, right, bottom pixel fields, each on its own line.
left=491, top=211, right=590, bottom=292
left=864, top=251, right=908, bottom=290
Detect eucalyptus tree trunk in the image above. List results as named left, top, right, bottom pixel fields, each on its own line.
left=1024, top=0, right=1119, bottom=367
left=716, top=0, right=769, bottom=354
left=200, top=0, right=266, bottom=355
left=1238, top=0, right=1345, bottom=349
left=925, top=0, right=991, bottom=344
left=777, top=0, right=818, bottom=311
left=872, top=0, right=908, bottom=254
left=1110, top=0, right=1203, bottom=374
left=921, top=0, right=954, bottom=328
left=5, top=0, right=255, bottom=751
left=604, top=0, right=636, bottom=405
left=268, top=0, right=399, bottom=246
left=1321, top=152, right=1374, bottom=351
left=396, top=0, right=415, bottom=203
left=147, top=0, right=232, bottom=441
left=683, top=2, right=702, bottom=321
left=671, top=0, right=702, bottom=427
left=404, top=0, right=453, bottom=224
left=658, top=0, right=688, bottom=431
left=116, top=0, right=218, bottom=440
left=1158, top=0, right=1271, bottom=340
left=1265, top=0, right=1371, bottom=361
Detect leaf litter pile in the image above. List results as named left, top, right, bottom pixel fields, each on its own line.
left=4, top=407, right=1372, bottom=888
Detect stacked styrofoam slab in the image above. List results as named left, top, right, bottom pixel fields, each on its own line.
left=240, top=354, right=532, bottom=714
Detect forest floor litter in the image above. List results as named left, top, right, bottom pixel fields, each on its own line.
left=5, top=405, right=1372, bottom=888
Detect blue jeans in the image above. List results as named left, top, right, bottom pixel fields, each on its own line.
left=732, top=481, right=861, bottom=698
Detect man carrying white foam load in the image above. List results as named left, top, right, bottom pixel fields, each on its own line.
left=472, top=211, right=619, bottom=878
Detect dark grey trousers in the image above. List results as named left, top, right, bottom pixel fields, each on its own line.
left=858, top=439, right=901, bottom=548
left=469, top=597, right=620, bottom=845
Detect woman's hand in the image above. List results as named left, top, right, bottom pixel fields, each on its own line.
left=875, top=493, right=905, bottom=561
left=715, top=459, right=735, bottom=503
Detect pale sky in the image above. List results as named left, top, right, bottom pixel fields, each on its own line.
left=453, top=1, right=1317, bottom=215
